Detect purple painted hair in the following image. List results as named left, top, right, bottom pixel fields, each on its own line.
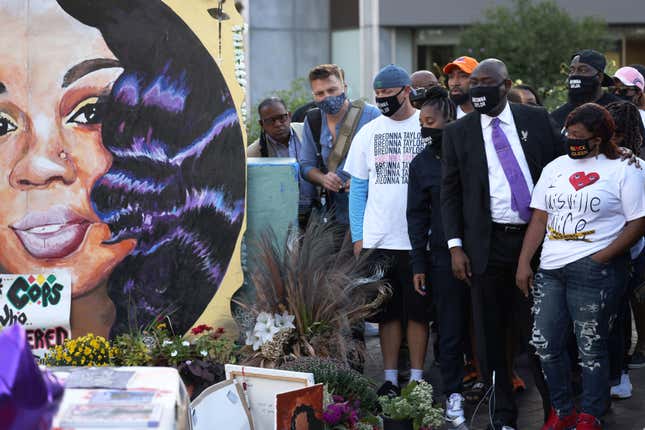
left=58, top=0, right=245, bottom=335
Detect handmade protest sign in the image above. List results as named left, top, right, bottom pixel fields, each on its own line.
left=0, top=273, right=71, bottom=356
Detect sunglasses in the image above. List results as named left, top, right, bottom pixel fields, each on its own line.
left=260, top=113, right=289, bottom=126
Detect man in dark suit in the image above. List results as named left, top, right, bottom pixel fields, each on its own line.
left=441, top=59, right=562, bottom=430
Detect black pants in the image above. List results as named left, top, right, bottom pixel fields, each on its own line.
left=471, top=227, right=550, bottom=426
left=430, top=249, right=471, bottom=396
left=609, top=251, right=645, bottom=383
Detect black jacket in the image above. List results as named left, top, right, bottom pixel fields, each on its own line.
left=440, top=103, right=564, bottom=275
left=407, top=143, right=450, bottom=275
left=550, top=92, right=620, bottom=130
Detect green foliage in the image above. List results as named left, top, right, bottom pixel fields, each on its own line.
left=246, top=78, right=312, bottom=144
left=458, top=0, right=610, bottom=110
left=378, top=380, right=444, bottom=430
left=280, top=356, right=379, bottom=414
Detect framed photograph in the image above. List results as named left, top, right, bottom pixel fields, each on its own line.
left=276, top=384, right=324, bottom=430
left=224, top=365, right=315, bottom=430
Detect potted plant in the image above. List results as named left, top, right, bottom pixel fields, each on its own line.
left=237, top=217, right=390, bottom=368
left=378, top=381, right=444, bottom=430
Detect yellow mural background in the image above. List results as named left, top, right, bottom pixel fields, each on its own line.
left=162, top=0, right=247, bottom=335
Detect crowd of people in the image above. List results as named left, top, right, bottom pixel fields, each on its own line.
left=247, top=49, right=645, bottom=430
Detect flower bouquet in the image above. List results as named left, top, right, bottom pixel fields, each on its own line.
left=244, top=311, right=296, bottom=361
left=238, top=215, right=390, bottom=368
left=41, top=333, right=115, bottom=367
left=41, top=320, right=238, bottom=399
left=322, top=395, right=382, bottom=430
left=378, top=381, right=444, bottom=430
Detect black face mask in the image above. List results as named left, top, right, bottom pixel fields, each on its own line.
left=613, top=88, right=639, bottom=104
left=470, top=83, right=504, bottom=115
left=376, top=87, right=405, bottom=117
left=449, top=91, right=469, bottom=106
left=566, top=137, right=592, bottom=159
left=421, top=127, right=443, bottom=147
left=567, top=74, right=600, bottom=105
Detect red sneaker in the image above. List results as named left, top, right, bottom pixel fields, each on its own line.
left=541, top=408, right=577, bottom=430
left=576, top=413, right=601, bottom=430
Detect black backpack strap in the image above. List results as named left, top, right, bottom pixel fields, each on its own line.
left=305, top=107, right=326, bottom=173
left=259, top=131, right=269, bottom=157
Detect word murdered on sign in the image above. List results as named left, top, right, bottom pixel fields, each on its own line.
left=0, top=273, right=71, bottom=356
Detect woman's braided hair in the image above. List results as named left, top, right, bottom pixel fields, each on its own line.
left=420, top=86, right=456, bottom=122
left=606, top=101, right=643, bottom=157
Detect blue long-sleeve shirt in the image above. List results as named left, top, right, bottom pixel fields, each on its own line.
left=349, top=176, right=368, bottom=242
left=300, top=103, right=381, bottom=224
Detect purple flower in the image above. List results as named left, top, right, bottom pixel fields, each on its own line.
left=322, top=404, right=344, bottom=425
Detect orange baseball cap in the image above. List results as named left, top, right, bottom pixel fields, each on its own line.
left=443, top=56, right=479, bottom=75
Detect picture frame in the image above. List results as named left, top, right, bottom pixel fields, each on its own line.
left=191, top=379, right=253, bottom=430
left=224, top=365, right=315, bottom=430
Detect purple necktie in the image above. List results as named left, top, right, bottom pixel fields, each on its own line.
left=491, top=117, right=532, bottom=222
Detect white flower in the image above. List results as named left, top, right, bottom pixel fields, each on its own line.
left=245, top=330, right=263, bottom=351
left=200, top=350, right=208, bottom=357
left=254, top=320, right=280, bottom=343
left=256, top=312, right=273, bottom=326
left=170, top=350, right=178, bottom=357
left=162, top=340, right=173, bottom=346
left=274, top=312, right=296, bottom=330
left=182, top=341, right=190, bottom=347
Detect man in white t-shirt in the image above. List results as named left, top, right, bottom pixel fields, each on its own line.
left=345, top=64, right=426, bottom=397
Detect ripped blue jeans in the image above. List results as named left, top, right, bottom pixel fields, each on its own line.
left=531, top=254, right=628, bottom=418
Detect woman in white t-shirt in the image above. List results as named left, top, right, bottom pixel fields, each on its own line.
left=515, top=103, right=645, bottom=429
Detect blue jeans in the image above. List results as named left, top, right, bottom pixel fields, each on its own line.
left=531, top=255, right=628, bottom=418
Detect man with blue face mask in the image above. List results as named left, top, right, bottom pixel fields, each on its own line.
left=300, top=64, right=381, bottom=225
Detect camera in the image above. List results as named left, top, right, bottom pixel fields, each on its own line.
left=409, top=87, right=431, bottom=109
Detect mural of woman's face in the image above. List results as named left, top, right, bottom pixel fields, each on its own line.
left=0, top=3, right=135, bottom=298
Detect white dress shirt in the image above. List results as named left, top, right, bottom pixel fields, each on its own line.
left=456, top=105, right=467, bottom=119
left=447, top=103, right=534, bottom=249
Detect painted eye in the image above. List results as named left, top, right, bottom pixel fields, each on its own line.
left=0, top=114, right=17, bottom=136
left=66, top=97, right=105, bottom=125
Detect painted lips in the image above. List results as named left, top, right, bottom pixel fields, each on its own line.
left=11, top=206, right=91, bottom=259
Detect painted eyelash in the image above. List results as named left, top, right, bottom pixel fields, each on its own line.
left=65, top=96, right=108, bottom=123
left=0, top=112, right=18, bottom=130
left=66, top=97, right=98, bottom=120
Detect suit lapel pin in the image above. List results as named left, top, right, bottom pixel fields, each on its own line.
left=521, top=130, right=529, bottom=142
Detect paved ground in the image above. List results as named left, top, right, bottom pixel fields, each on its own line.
left=363, top=330, right=645, bottom=430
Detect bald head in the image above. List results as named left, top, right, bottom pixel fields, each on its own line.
left=469, top=59, right=512, bottom=116
left=471, top=59, right=509, bottom=82
left=410, top=70, right=438, bottom=89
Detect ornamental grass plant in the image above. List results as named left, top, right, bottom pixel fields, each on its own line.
left=238, top=214, right=391, bottom=367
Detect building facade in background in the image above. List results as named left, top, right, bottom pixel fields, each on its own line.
left=241, top=0, right=645, bottom=106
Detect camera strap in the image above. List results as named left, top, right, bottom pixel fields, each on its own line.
left=327, top=99, right=365, bottom=173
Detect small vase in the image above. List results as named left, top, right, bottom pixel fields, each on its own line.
left=382, top=416, right=413, bottom=430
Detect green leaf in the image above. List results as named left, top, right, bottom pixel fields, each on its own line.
left=401, top=380, right=417, bottom=398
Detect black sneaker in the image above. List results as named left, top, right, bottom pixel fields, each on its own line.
left=628, top=351, right=645, bottom=369
left=377, top=381, right=401, bottom=397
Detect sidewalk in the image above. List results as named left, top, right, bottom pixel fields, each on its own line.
left=364, top=335, right=645, bottom=429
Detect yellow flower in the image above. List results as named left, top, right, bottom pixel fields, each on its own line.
left=84, top=347, right=91, bottom=355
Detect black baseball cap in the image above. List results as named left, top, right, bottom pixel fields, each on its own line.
left=571, top=49, right=614, bottom=87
